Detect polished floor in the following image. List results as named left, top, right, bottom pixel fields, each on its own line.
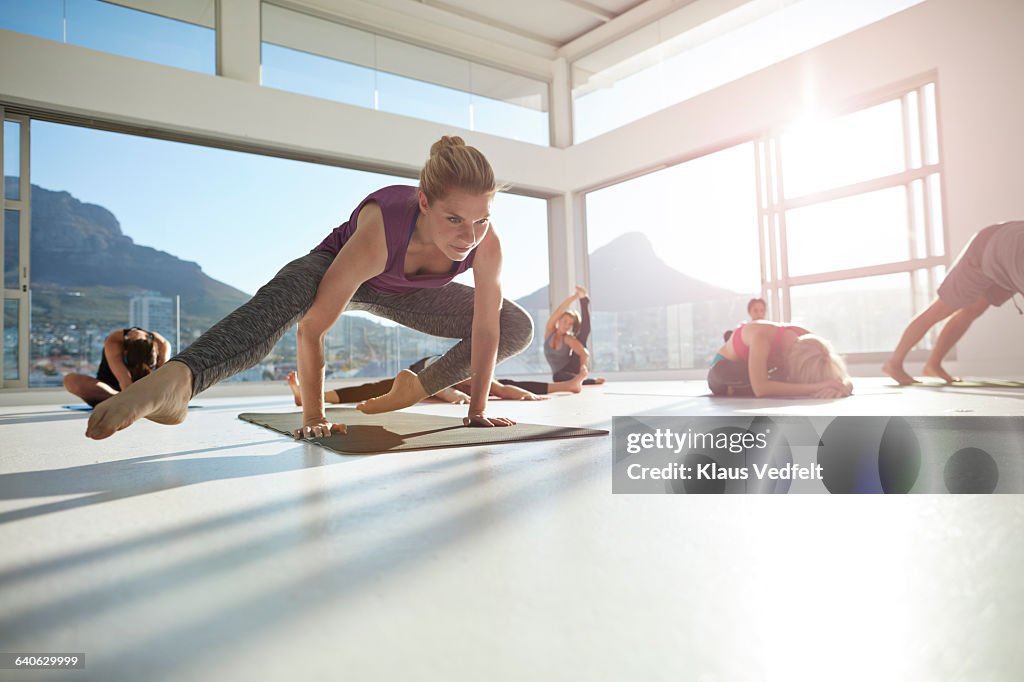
left=1, top=377, right=1022, bottom=681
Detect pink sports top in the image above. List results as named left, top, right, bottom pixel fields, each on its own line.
left=731, top=323, right=809, bottom=361
left=315, top=185, right=476, bottom=294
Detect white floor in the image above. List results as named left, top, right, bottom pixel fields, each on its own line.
left=1, top=378, right=1023, bottom=681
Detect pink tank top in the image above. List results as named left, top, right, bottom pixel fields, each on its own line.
left=731, top=323, right=808, bottom=361
left=315, top=185, right=476, bottom=294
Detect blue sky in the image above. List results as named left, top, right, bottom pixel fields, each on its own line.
left=2, top=0, right=549, bottom=300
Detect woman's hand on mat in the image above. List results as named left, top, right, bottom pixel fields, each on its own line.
left=811, top=379, right=852, bottom=400
left=463, top=413, right=516, bottom=427
left=294, top=418, right=347, bottom=439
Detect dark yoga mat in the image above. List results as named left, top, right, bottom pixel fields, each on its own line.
left=918, top=379, right=1024, bottom=389
left=239, top=407, right=608, bottom=455
left=62, top=404, right=205, bottom=411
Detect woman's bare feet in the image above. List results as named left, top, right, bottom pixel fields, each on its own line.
left=882, top=359, right=918, bottom=386
left=922, top=362, right=959, bottom=383
left=85, top=361, right=193, bottom=439
left=550, top=367, right=589, bottom=394
left=357, top=369, right=428, bottom=414
left=286, top=370, right=303, bottom=406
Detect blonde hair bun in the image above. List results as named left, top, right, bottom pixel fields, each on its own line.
left=430, top=135, right=466, bottom=156
left=420, top=135, right=497, bottom=203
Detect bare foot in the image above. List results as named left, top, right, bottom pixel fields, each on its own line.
left=286, top=370, right=302, bottom=406
left=85, top=361, right=193, bottom=439
left=551, top=366, right=589, bottom=394
left=882, top=359, right=918, bottom=386
left=357, top=369, right=428, bottom=414
left=923, top=362, right=959, bottom=384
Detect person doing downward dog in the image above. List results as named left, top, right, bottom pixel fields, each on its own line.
left=708, top=320, right=853, bottom=399
left=86, top=136, right=533, bottom=440
left=883, top=221, right=1024, bottom=385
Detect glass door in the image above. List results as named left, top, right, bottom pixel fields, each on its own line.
left=2, top=109, right=30, bottom=388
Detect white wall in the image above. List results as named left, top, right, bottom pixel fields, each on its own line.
left=565, top=0, right=1024, bottom=376
left=0, top=28, right=567, bottom=197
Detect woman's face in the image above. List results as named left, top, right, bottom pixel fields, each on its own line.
left=418, top=189, right=492, bottom=261
left=556, top=314, right=576, bottom=335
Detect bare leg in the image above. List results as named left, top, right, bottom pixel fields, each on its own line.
left=64, top=373, right=119, bottom=407
left=883, top=298, right=956, bottom=385
left=356, top=369, right=429, bottom=414
left=432, top=386, right=471, bottom=404
left=287, top=370, right=341, bottom=407
left=85, top=360, right=193, bottom=440
left=923, top=297, right=989, bottom=382
left=549, top=367, right=589, bottom=394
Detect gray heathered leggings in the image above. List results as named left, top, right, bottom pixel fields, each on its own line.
left=172, top=250, right=534, bottom=397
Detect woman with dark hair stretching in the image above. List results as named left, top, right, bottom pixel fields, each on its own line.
left=64, top=327, right=171, bottom=406
left=284, top=355, right=589, bottom=407
left=85, top=136, right=534, bottom=440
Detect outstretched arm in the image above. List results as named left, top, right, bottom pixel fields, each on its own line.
left=466, top=228, right=514, bottom=426
left=295, top=203, right=387, bottom=438
left=544, top=286, right=587, bottom=339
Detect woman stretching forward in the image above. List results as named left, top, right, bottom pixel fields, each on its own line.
left=708, top=321, right=852, bottom=399
left=86, top=136, right=533, bottom=439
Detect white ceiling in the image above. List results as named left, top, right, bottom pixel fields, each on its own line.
left=301, top=0, right=651, bottom=48
left=278, top=0, right=716, bottom=78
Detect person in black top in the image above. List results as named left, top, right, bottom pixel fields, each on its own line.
left=64, top=327, right=172, bottom=406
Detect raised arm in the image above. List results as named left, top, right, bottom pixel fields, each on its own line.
left=466, top=226, right=512, bottom=426
left=543, top=286, right=586, bottom=339
left=295, top=204, right=388, bottom=438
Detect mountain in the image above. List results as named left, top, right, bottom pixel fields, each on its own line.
left=515, top=232, right=736, bottom=311
left=8, top=178, right=251, bottom=328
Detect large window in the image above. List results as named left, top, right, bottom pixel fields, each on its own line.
left=582, top=78, right=945, bottom=371
left=571, top=0, right=924, bottom=142
left=25, top=122, right=549, bottom=387
left=584, top=143, right=760, bottom=372
left=260, top=3, right=550, bottom=146
left=0, top=0, right=216, bottom=74
left=759, top=80, right=945, bottom=354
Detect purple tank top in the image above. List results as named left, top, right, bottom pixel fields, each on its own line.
left=315, top=185, right=476, bottom=294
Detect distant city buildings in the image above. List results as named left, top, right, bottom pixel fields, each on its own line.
left=129, top=293, right=176, bottom=348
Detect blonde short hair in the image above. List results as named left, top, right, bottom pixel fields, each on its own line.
left=785, top=334, right=849, bottom=385
left=419, top=135, right=497, bottom=204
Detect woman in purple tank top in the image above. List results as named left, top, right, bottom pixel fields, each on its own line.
left=85, top=136, right=534, bottom=440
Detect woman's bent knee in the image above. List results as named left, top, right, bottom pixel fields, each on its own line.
left=498, top=304, right=534, bottom=357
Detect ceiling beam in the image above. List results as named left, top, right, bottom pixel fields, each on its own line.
left=553, top=0, right=616, bottom=22
left=276, top=0, right=557, bottom=80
